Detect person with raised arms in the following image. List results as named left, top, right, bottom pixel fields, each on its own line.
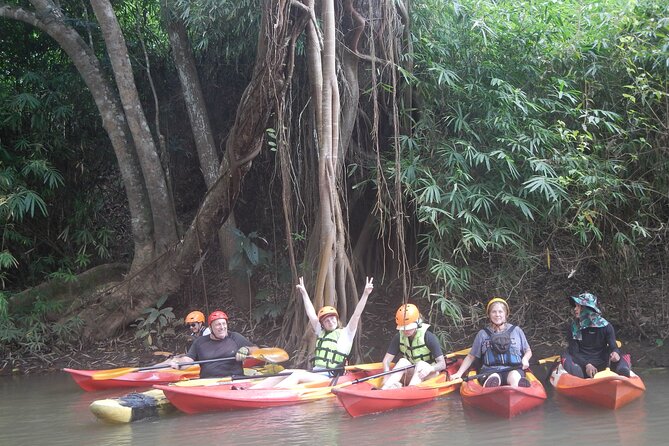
left=250, top=276, right=374, bottom=389
left=168, top=310, right=257, bottom=378
left=381, top=303, right=447, bottom=389
left=562, top=292, right=630, bottom=378
left=450, top=297, right=532, bottom=387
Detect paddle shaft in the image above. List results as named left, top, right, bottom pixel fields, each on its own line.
left=91, top=347, right=289, bottom=380
left=464, top=355, right=561, bottom=382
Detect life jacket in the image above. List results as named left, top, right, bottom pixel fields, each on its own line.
left=482, top=324, right=522, bottom=366
left=313, top=328, right=349, bottom=369
left=399, top=324, right=434, bottom=364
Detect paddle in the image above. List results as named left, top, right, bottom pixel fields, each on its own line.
left=432, top=355, right=562, bottom=390
left=91, top=347, right=289, bottom=380
left=329, top=347, right=470, bottom=374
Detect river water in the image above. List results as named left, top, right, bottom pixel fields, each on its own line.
left=1, top=368, right=667, bottom=445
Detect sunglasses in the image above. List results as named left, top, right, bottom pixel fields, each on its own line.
left=187, top=323, right=199, bottom=328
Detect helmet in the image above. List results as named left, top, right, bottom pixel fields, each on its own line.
left=208, top=310, right=229, bottom=326
left=185, top=311, right=205, bottom=324
left=395, top=304, right=420, bottom=330
left=486, top=297, right=510, bottom=316
left=569, top=293, right=601, bottom=313
left=318, top=306, right=339, bottom=322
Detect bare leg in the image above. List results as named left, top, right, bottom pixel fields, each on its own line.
left=382, top=358, right=411, bottom=389
left=274, top=370, right=329, bottom=389
left=408, top=361, right=437, bottom=386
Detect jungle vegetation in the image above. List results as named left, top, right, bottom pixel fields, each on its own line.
left=1, top=0, right=667, bottom=359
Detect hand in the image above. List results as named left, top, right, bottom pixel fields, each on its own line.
left=363, top=277, right=374, bottom=295
left=296, top=277, right=307, bottom=296
left=522, top=358, right=530, bottom=370
left=168, top=359, right=182, bottom=370
left=450, top=371, right=462, bottom=380
left=236, top=347, right=250, bottom=362
left=585, top=363, right=597, bottom=378
left=609, top=351, right=620, bottom=362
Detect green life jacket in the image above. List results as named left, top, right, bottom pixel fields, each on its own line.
left=313, top=328, right=349, bottom=369
left=399, top=324, right=434, bottom=364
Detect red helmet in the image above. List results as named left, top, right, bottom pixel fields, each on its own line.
left=208, top=310, right=229, bottom=326
left=317, top=306, right=339, bottom=322
left=185, top=311, right=205, bottom=324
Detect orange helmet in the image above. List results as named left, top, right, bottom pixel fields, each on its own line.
left=395, top=303, right=420, bottom=330
left=208, top=310, right=229, bottom=326
left=486, top=297, right=510, bottom=316
left=185, top=311, right=205, bottom=324
left=317, top=306, right=339, bottom=322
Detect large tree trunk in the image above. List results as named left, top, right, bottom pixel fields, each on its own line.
left=1, top=0, right=155, bottom=269
left=163, top=2, right=251, bottom=309
left=90, top=0, right=179, bottom=254
left=74, top=0, right=300, bottom=338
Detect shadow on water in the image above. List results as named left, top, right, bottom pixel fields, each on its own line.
left=1, top=368, right=668, bottom=445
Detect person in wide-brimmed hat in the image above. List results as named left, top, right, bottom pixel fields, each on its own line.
left=562, top=293, right=630, bottom=378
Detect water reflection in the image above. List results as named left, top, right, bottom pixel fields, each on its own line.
left=0, top=369, right=667, bottom=445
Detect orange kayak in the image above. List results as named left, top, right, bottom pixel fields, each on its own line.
left=64, top=366, right=200, bottom=391
left=550, top=364, right=645, bottom=409
left=155, top=366, right=383, bottom=414
left=460, top=370, right=547, bottom=418
left=332, top=359, right=462, bottom=417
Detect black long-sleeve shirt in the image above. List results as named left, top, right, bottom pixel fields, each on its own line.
left=566, top=323, right=620, bottom=368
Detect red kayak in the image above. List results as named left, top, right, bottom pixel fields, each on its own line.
left=155, top=366, right=382, bottom=414
left=460, top=370, right=547, bottom=418
left=331, top=359, right=462, bottom=417
left=64, top=366, right=200, bottom=391
left=550, top=364, right=645, bottom=409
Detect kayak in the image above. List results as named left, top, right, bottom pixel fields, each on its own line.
left=89, top=377, right=232, bottom=423
left=64, top=366, right=200, bottom=392
left=155, top=365, right=384, bottom=414
left=550, top=364, right=646, bottom=409
left=460, top=370, right=547, bottom=418
left=331, top=359, right=463, bottom=417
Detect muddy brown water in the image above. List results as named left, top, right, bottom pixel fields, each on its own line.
left=1, top=368, right=667, bottom=445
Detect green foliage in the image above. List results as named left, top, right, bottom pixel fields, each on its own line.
left=0, top=65, right=116, bottom=288
left=228, top=229, right=272, bottom=278
left=0, top=292, right=84, bottom=356
left=131, top=295, right=176, bottom=349
left=251, top=288, right=284, bottom=324
left=399, top=0, right=669, bottom=309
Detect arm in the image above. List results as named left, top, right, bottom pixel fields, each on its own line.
left=344, top=277, right=374, bottom=333
left=606, top=324, right=621, bottom=362
left=382, top=352, right=395, bottom=372
left=517, top=327, right=532, bottom=369
left=168, top=355, right=195, bottom=369
left=449, top=353, right=476, bottom=380
left=296, top=276, right=320, bottom=333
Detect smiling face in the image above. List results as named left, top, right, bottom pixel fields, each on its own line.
left=210, top=318, right=229, bottom=339
left=320, top=315, right=339, bottom=332
left=488, top=302, right=507, bottom=326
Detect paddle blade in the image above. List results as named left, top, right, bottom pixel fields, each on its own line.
left=251, top=347, right=289, bottom=363
left=445, top=347, right=471, bottom=359
left=91, top=367, right=141, bottom=380
left=537, top=355, right=561, bottom=365
left=345, top=362, right=384, bottom=371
